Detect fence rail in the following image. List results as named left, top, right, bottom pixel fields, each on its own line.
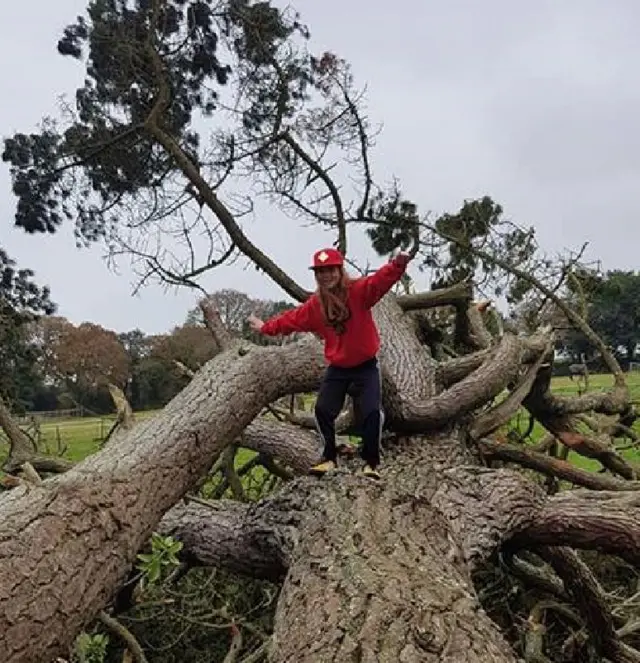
left=11, top=407, right=86, bottom=424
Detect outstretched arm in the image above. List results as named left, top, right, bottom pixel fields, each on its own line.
left=357, top=254, right=412, bottom=309
left=250, top=298, right=317, bottom=336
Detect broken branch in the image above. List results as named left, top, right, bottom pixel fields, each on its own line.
left=478, top=438, right=640, bottom=491
left=395, top=281, right=473, bottom=311
left=515, top=489, right=640, bottom=566
left=470, top=347, right=551, bottom=440
left=536, top=547, right=640, bottom=663
left=200, top=296, right=234, bottom=350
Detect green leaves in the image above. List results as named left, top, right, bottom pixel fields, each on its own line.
left=3, top=0, right=235, bottom=241
left=74, top=632, right=109, bottom=663
left=2, top=0, right=314, bottom=254
left=136, top=532, right=183, bottom=586
left=365, top=186, right=544, bottom=307
left=365, top=188, right=420, bottom=256
left=2, top=129, right=69, bottom=234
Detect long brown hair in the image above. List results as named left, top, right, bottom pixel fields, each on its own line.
left=317, top=268, right=351, bottom=335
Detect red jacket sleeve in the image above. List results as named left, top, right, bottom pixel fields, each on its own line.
left=356, top=257, right=407, bottom=309
left=260, top=297, right=317, bottom=336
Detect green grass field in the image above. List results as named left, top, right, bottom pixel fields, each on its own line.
left=1, top=372, right=638, bottom=475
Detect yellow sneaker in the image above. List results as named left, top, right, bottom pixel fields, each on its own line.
left=310, top=459, right=336, bottom=476
left=361, top=464, right=381, bottom=480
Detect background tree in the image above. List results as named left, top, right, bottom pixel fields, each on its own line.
left=584, top=270, right=640, bottom=364
left=0, top=247, right=55, bottom=412
left=118, top=328, right=151, bottom=408
left=151, top=322, right=218, bottom=372
left=512, top=268, right=640, bottom=370
left=30, top=317, right=129, bottom=413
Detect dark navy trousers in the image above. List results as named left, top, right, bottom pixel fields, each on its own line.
left=314, top=357, right=383, bottom=468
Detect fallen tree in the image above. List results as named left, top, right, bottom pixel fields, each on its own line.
left=2, top=1, right=640, bottom=660
left=1, top=287, right=640, bottom=662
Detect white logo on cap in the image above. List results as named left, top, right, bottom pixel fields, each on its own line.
left=318, top=251, right=329, bottom=262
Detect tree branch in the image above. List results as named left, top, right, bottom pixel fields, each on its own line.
left=267, top=403, right=352, bottom=435
left=0, top=334, right=327, bottom=661
left=107, top=384, right=134, bottom=431
left=240, top=418, right=319, bottom=473
left=395, top=281, right=473, bottom=310
left=426, top=222, right=627, bottom=390
left=143, top=40, right=309, bottom=303
left=523, top=365, right=637, bottom=479
left=383, top=326, right=531, bottom=432
left=436, top=333, right=550, bottom=388
left=0, top=395, right=73, bottom=475
left=478, top=438, right=640, bottom=491
left=158, top=497, right=299, bottom=583
left=281, top=132, right=347, bottom=255
left=470, top=347, right=551, bottom=440
left=514, top=489, right=640, bottom=566
left=200, top=295, right=234, bottom=350
left=454, top=300, right=494, bottom=352
left=536, top=547, right=640, bottom=663
left=98, top=611, right=149, bottom=663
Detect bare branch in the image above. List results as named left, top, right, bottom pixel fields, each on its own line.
left=107, top=384, right=134, bottom=431
left=267, top=403, right=353, bottom=434
left=281, top=131, right=347, bottom=254
left=470, top=348, right=551, bottom=440
left=515, top=489, right=640, bottom=566
left=220, top=446, right=246, bottom=502
left=241, top=418, right=319, bottom=473
left=454, top=300, right=494, bottom=352
left=478, top=438, right=640, bottom=491
left=501, top=552, right=568, bottom=602
left=0, top=395, right=73, bottom=475
left=199, top=295, right=234, bottom=350
left=536, top=547, right=640, bottom=663
left=222, top=624, right=243, bottom=663
left=173, top=360, right=195, bottom=378
left=395, top=281, right=473, bottom=311
left=158, top=498, right=295, bottom=583
left=98, top=611, right=148, bottom=663
left=143, top=51, right=309, bottom=304
left=381, top=319, right=533, bottom=432
left=436, top=333, right=550, bottom=388
left=523, top=365, right=637, bottom=479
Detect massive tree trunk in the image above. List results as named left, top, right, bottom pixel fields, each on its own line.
left=269, top=438, right=527, bottom=663
left=1, top=293, right=639, bottom=663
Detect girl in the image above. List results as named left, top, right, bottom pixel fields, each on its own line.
left=248, top=248, right=412, bottom=479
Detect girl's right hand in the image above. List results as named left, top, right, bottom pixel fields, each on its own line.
left=247, top=314, right=264, bottom=332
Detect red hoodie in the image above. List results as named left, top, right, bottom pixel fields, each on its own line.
left=260, top=257, right=407, bottom=368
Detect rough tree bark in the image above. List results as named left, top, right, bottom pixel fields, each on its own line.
left=1, top=290, right=639, bottom=663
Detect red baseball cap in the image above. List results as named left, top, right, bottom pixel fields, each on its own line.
left=310, top=248, right=344, bottom=270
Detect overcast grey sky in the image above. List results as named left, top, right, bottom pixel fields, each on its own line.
left=2, top=0, right=639, bottom=335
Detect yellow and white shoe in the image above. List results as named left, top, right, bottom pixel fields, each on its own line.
left=309, top=459, right=337, bottom=476
left=361, top=464, right=381, bottom=480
